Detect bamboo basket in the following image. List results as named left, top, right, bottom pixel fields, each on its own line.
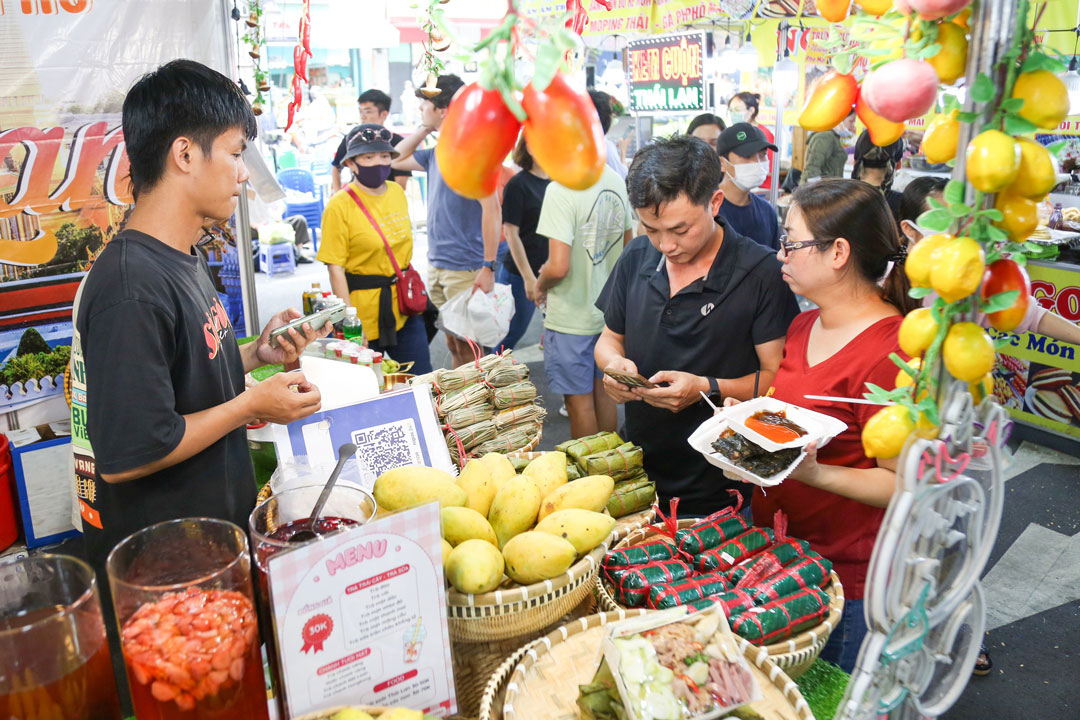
left=595, top=521, right=845, bottom=680
left=480, top=610, right=814, bottom=720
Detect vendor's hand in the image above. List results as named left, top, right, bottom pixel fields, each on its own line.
left=722, top=397, right=742, bottom=409
left=244, top=371, right=322, bottom=424
left=472, top=266, right=495, bottom=295
left=601, top=357, right=642, bottom=405
left=634, top=371, right=709, bottom=413
left=256, top=308, right=332, bottom=366
left=787, top=441, right=822, bottom=486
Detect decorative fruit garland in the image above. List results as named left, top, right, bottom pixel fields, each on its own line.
left=241, top=0, right=267, bottom=115
left=797, top=0, right=1070, bottom=457
left=284, top=0, right=313, bottom=131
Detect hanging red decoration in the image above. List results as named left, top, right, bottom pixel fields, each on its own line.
left=564, top=0, right=612, bottom=35
left=284, top=0, right=313, bottom=131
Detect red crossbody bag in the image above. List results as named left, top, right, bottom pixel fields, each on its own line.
left=345, top=186, right=428, bottom=316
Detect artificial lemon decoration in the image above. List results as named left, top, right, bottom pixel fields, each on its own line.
left=862, top=405, right=916, bottom=459
left=965, top=130, right=1020, bottom=193
left=994, top=193, right=1039, bottom=241
left=905, top=233, right=952, bottom=287
left=915, top=411, right=939, bottom=440
left=931, top=236, right=986, bottom=303
left=926, top=22, right=968, bottom=85
left=943, top=322, right=996, bottom=382
left=1012, top=69, right=1069, bottom=130
left=1008, top=138, right=1057, bottom=200
left=969, top=373, right=994, bottom=405
left=854, top=0, right=893, bottom=13
left=921, top=111, right=961, bottom=164
left=894, top=357, right=922, bottom=389
left=898, top=308, right=939, bottom=357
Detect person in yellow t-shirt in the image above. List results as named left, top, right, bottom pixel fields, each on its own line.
left=317, top=124, right=433, bottom=374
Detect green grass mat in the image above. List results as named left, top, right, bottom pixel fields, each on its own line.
left=796, top=658, right=850, bottom=720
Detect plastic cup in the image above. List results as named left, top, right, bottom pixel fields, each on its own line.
left=107, top=518, right=268, bottom=720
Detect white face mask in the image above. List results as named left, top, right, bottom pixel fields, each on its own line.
left=731, top=160, right=769, bottom=191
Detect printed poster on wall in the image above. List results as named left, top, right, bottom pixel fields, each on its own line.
left=268, top=502, right=456, bottom=718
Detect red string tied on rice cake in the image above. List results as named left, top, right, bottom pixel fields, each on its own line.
left=693, top=527, right=775, bottom=573
left=728, top=537, right=811, bottom=587
left=749, top=552, right=833, bottom=605
left=610, top=558, right=693, bottom=607
left=647, top=570, right=731, bottom=610
left=731, top=586, right=831, bottom=645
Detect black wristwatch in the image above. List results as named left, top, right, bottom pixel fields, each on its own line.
left=482, top=260, right=496, bottom=271
left=706, top=376, right=722, bottom=402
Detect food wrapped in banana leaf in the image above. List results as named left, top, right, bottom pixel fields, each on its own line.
left=727, top=538, right=810, bottom=585
left=731, top=587, right=830, bottom=645
left=749, top=552, right=833, bottom=604
left=583, top=442, right=643, bottom=481
left=685, top=588, right=757, bottom=619
left=602, top=539, right=674, bottom=571
left=712, top=429, right=802, bottom=478
left=567, top=462, right=584, bottom=481
left=510, top=455, right=531, bottom=473
left=693, top=528, right=774, bottom=573
left=606, top=477, right=655, bottom=518
left=558, top=431, right=625, bottom=466
left=614, top=558, right=692, bottom=591
left=675, top=514, right=749, bottom=556
left=647, top=570, right=731, bottom=609
left=577, top=657, right=629, bottom=720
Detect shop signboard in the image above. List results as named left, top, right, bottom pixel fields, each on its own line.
left=988, top=261, right=1080, bottom=440
left=625, top=32, right=705, bottom=113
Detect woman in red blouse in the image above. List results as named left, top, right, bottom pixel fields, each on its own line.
left=744, top=178, right=918, bottom=672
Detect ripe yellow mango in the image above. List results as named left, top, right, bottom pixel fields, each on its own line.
left=522, top=451, right=568, bottom=499
left=441, top=506, right=498, bottom=547
left=487, top=475, right=542, bottom=548
left=534, top=509, right=615, bottom=555
left=441, top=538, right=453, bottom=568
left=373, top=465, right=466, bottom=512
left=456, top=458, right=498, bottom=517
left=480, top=452, right=517, bottom=493
left=537, top=474, right=614, bottom=520
left=445, top=539, right=505, bottom=594
left=502, top=531, right=577, bottom=584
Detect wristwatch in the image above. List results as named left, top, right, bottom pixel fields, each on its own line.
left=482, top=260, right=496, bottom=271
left=706, top=376, right=723, bottom=404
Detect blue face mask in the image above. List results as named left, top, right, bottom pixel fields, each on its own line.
left=351, top=162, right=392, bottom=188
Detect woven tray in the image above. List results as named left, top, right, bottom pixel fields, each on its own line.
left=595, top=521, right=845, bottom=680
left=295, top=706, right=391, bottom=720
left=483, top=610, right=814, bottom=720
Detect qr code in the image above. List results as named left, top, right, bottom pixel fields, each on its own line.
left=352, top=419, right=424, bottom=478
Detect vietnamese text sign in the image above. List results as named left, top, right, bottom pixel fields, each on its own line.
left=268, top=502, right=456, bottom=717
left=625, top=32, right=705, bottom=112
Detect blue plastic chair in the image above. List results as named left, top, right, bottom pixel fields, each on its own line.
left=277, top=168, right=324, bottom=252
left=259, top=242, right=296, bottom=276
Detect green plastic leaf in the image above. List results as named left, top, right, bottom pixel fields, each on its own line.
left=1004, top=113, right=1039, bottom=136
left=889, top=353, right=920, bottom=379
left=979, top=208, right=1004, bottom=222
left=918, top=208, right=952, bottom=232
left=948, top=203, right=972, bottom=218
left=955, top=111, right=979, bottom=123
left=927, top=196, right=947, bottom=211
left=916, top=43, right=942, bottom=61
left=971, top=73, right=995, bottom=104
left=994, top=335, right=1014, bottom=350
left=942, top=94, right=961, bottom=114
left=985, top=224, right=1008, bottom=242
left=1000, top=98, right=1024, bottom=112
left=908, top=286, right=935, bottom=299
left=1021, top=52, right=1066, bottom=74
left=981, top=290, right=1020, bottom=314
left=1046, top=139, right=1069, bottom=158
left=916, top=396, right=941, bottom=427
left=531, top=42, right=564, bottom=94
left=862, top=383, right=895, bottom=404
left=943, top=180, right=966, bottom=205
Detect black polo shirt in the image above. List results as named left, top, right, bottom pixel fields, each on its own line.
left=595, top=219, right=800, bottom=515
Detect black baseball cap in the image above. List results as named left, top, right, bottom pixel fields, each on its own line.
left=343, top=123, right=399, bottom=161
left=715, top=122, right=778, bottom=158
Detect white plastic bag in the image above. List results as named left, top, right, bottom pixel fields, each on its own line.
left=440, top=283, right=515, bottom=347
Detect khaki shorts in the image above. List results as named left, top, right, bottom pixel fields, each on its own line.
left=427, top=266, right=479, bottom=308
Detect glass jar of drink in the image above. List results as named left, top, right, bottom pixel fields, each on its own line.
left=107, top=518, right=268, bottom=720
left=248, top=484, right=376, bottom=716
left=1, top=554, right=122, bottom=720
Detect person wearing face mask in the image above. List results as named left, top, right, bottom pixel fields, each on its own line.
left=317, top=123, right=433, bottom=374
left=714, top=123, right=781, bottom=251
left=727, top=92, right=775, bottom=190
left=801, top=110, right=856, bottom=185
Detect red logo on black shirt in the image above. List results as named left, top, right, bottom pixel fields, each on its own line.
left=203, top=296, right=232, bottom=360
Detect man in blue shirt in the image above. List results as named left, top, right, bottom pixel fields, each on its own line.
left=394, top=74, right=501, bottom=367
left=713, top=123, right=780, bottom=251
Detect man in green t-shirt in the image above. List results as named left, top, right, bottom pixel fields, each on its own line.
left=531, top=163, right=633, bottom=438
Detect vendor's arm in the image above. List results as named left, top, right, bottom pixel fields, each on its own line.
left=533, top=238, right=570, bottom=299
left=595, top=326, right=641, bottom=404
left=1037, top=311, right=1080, bottom=346
left=472, top=193, right=500, bottom=294
left=391, top=126, right=434, bottom=171
left=101, top=373, right=322, bottom=484
left=504, top=223, right=538, bottom=293
left=634, top=336, right=784, bottom=412
left=788, top=443, right=898, bottom=508
left=239, top=308, right=331, bottom=374
left=331, top=166, right=343, bottom=194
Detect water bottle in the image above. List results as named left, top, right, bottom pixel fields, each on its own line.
left=342, top=307, right=364, bottom=344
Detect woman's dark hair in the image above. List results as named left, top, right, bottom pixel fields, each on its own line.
left=899, top=175, right=948, bottom=224
left=357, top=88, right=392, bottom=113
left=852, top=130, right=905, bottom=190
left=627, top=134, right=722, bottom=213
left=511, top=134, right=533, bottom=172
left=730, top=92, right=761, bottom=121
left=686, top=113, right=726, bottom=136
left=123, top=59, right=257, bottom=199
left=588, top=90, right=613, bottom=134
left=792, top=178, right=919, bottom=313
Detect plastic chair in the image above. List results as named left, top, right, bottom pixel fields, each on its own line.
left=259, top=242, right=296, bottom=276
left=277, top=168, right=324, bottom=252
left=277, top=150, right=297, bottom=170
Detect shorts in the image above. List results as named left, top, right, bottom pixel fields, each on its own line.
left=543, top=329, right=603, bottom=396
left=427, top=265, right=479, bottom=308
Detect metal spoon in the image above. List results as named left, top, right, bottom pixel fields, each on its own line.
left=287, top=442, right=358, bottom=544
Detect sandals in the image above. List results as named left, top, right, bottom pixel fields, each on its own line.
left=973, top=644, right=992, bottom=676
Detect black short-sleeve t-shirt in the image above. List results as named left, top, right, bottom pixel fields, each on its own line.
left=500, top=170, right=551, bottom=276
left=75, top=230, right=256, bottom=574
left=332, top=130, right=411, bottom=181
left=596, top=221, right=801, bottom=515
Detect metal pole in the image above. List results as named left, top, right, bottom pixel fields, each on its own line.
left=235, top=191, right=260, bottom=335
left=769, top=94, right=784, bottom=207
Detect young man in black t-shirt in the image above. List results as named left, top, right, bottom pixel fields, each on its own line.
left=72, top=60, right=330, bottom=582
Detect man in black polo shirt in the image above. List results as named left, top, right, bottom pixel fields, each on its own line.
left=331, top=88, right=411, bottom=193
left=595, top=135, right=800, bottom=515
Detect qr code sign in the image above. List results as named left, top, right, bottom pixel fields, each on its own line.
left=353, top=419, right=425, bottom=478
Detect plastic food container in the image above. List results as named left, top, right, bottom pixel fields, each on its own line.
left=723, top=397, right=847, bottom=452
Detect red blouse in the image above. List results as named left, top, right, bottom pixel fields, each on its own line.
left=751, top=310, right=905, bottom=599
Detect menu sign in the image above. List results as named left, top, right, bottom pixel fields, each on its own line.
left=268, top=503, right=455, bottom=717
left=625, top=32, right=705, bottom=112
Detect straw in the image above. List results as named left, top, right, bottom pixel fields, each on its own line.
left=437, top=384, right=491, bottom=417
left=445, top=405, right=495, bottom=430
left=486, top=363, right=531, bottom=388
left=493, top=403, right=546, bottom=431
left=493, top=381, right=537, bottom=410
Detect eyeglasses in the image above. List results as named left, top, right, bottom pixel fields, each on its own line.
left=779, top=233, right=834, bottom=257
